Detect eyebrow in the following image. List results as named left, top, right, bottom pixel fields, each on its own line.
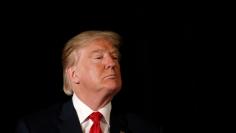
left=90, top=49, right=104, bottom=54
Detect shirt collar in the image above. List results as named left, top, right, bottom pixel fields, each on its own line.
left=98, top=100, right=111, bottom=126
left=72, top=94, right=111, bottom=125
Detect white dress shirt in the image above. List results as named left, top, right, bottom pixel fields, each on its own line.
left=72, top=94, right=111, bottom=133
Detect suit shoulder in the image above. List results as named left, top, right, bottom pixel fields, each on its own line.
left=15, top=100, right=74, bottom=133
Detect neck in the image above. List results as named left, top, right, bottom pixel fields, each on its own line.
left=74, top=91, right=113, bottom=111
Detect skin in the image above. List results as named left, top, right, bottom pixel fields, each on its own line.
left=68, top=38, right=122, bottom=111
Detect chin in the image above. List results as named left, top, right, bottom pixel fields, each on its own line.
left=104, top=83, right=121, bottom=92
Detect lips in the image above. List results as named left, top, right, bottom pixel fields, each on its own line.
left=104, top=74, right=117, bottom=79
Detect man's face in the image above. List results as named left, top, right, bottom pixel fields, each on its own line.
left=75, top=39, right=122, bottom=96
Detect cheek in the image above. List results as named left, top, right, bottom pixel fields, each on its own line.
left=87, top=65, right=103, bottom=78
left=116, top=66, right=121, bottom=74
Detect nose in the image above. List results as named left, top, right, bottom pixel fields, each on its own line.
left=104, top=55, right=116, bottom=69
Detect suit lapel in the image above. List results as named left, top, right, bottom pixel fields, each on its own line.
left=58, top=100, right=83, bottom=133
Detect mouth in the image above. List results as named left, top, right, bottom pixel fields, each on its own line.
left=104, top=74, right=117, bottom=79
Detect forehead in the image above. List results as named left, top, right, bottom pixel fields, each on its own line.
left=81, top=39, right=118, bottom=53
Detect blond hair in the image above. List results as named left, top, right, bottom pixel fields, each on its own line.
left=62, top=30, right=122, bottom=95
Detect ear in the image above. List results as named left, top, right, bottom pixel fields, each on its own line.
left=66, top=66, right=80, bottom=84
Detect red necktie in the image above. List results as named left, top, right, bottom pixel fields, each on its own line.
left=89, top=112, right=102, bottom=133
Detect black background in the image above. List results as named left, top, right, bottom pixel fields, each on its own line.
left=1, top=2, right=195, bottom=133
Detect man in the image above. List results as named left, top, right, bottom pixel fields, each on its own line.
left=15, top=30, right=159, bottom=133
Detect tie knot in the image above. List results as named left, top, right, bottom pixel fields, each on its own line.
left=89, top=112, right=102, bottom=122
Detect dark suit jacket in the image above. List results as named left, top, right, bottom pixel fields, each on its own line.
left=15, top=100, right=159, bottom=133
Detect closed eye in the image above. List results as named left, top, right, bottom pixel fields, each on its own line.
left=112, top=56, right=118, bottom=60
left=112, top=53, right=120, bottom=60
left=94, top=56, right=103, bottom=59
